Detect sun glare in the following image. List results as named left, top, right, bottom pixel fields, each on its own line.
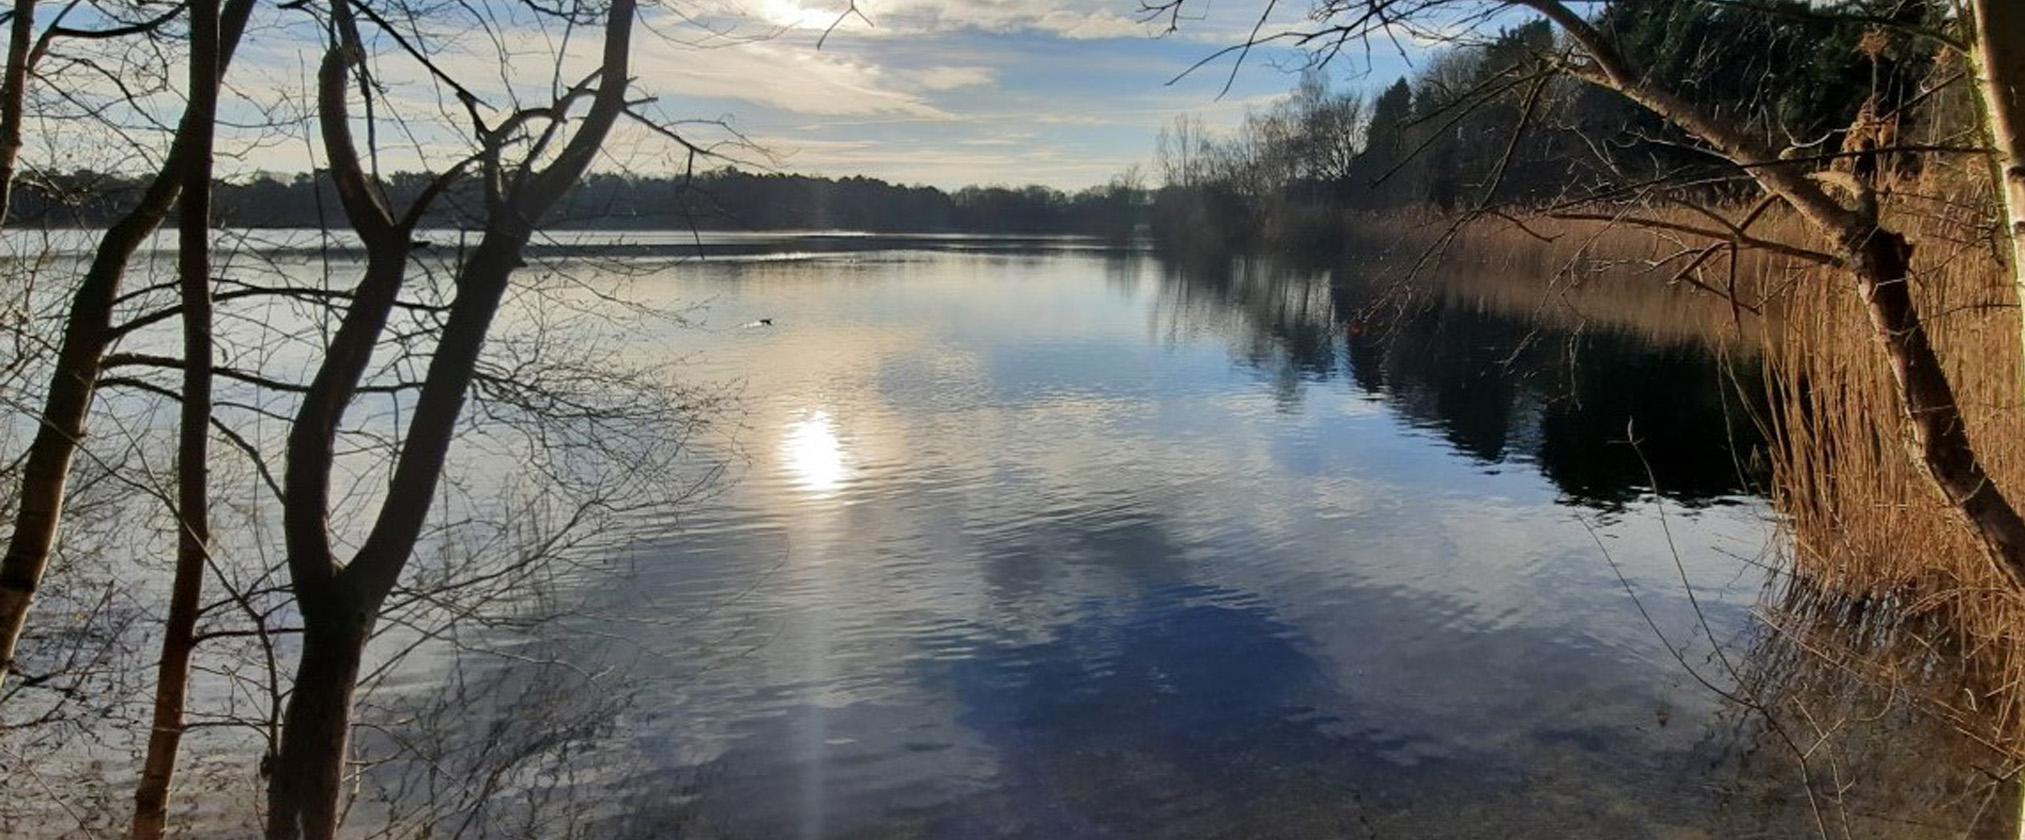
left=782, top=410, right=848, bottom=495
left=757, top=0, right=829, bottom=30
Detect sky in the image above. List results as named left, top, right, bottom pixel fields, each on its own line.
left=612, top=0, right=1343, bottom=190
left=157, top=0, right=1425, bottom=192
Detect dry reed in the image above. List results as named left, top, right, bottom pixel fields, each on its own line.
left=1758, top=196, right=2025, bottom=752
left=1360, top=187, right=2025, bottom=758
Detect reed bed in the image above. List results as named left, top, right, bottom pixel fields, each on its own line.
left=1339, top=209, right=1784, bottom=349
left=1417, top=191, right=2025, bottom=752
left=1341, top=192, right=2025, bottom=754
left=1438, top=213, right=1782, bottom=349
left=1757, top=204, right=2025, bottom=749
left=1287, top=187, right=2025, bottom=824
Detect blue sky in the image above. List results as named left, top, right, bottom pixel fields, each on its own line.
left=177, top=0, right=1425, bottom=191
left=654, top=1, right=1422, bottom=189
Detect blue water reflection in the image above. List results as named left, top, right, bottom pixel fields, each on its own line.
left=409, top=239, right=1987, bottom=838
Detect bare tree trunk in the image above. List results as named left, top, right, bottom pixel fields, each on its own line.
left=0, top=0, right=38, bottom=226
left=262, top=236, right=525, bottom=840
left=0, top=184, right=176, bottom=696
left=0, top=0, right=254, bottom=699
left=1849, top=228, right=2025, bottom=587
left=129, top=0, right=219, bottom=830
left=1972, top=1, right=2025, bottom=363
left=263, top=612, right=369, bottom=840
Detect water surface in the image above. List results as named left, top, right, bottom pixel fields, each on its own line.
left=391, top=238, right=1989, bottom=838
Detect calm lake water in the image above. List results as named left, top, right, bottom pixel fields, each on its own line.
left=340, top=235, right=2000, bottom=837
left=4, top=231, right=2011, bottom=839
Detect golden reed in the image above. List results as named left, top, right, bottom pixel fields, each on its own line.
left=1384, top=189, right=2025, bottom=754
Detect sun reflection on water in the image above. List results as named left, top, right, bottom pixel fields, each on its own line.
left=782, top=410, right=848, bottom=495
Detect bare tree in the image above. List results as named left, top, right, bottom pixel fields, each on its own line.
left=1157, top=113, right=1211, bottom=189
left=0, top=0, right=257, bottom=699
left=264, top=0, right=643, bottom=834
left=1145, top=0, right=2025, bottom=592
left=128, top=0, right=222, bottom=832
left=0, top=0, right=39, bottom=224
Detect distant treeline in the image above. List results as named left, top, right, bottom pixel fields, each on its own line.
left=1151, top=0, right=1952, bottom=252
left=10, top=167, right=1150, bottom=236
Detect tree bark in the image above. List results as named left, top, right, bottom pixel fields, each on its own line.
left=0, top=0, right=254, bottom=699
left=129, top=0, right=220, bottom=830
left=0, top=0, right=38, bottom=227
left=263, top=611, right=369, bottom=840
left=1972, top=1, right=2025, bottom=371
left=1849, top=229, right=2025, bottom=589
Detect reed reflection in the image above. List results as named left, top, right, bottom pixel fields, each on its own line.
left=1149, top=250, right=1767, bottom=509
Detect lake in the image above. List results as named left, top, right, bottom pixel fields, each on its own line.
left=6, top=232, right=1998, bottom=837
left=337, top=234, right=1996, bottom=840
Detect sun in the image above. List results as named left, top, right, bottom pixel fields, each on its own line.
left=755, top=0, right=833, bottom=30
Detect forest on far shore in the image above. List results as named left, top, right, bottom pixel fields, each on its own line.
left=5, top=166, right=1153, bottom=237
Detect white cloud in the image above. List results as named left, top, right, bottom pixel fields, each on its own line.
left=904, top=65, right=996, bottom=91
left=361, top=21, right=957, bottom=121
left=732, top=0, right=1159, bottom=40
left=957, top=132, right=1036, bottom=147
left=636, top=41, right=953, bottom=117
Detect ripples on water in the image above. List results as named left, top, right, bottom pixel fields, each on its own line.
left=384, top=238, right=1992, bottom=839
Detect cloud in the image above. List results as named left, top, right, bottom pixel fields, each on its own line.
left=378, top=21, right=956, bottom=121
left=45, top=0, right=1326, bottom=190
left=744, top=129, right=1151, bottom=189
left=958, top=132, right=1036, bottom=147
left=636, top=41, right=952, bottom=117
left=736, top=0, right=1159, bottom=40
left=904, top=65, right=996, bottom=91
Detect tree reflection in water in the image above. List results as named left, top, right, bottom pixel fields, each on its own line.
left=352, top=243, right=2015, bottom=839
left=1146, top=248, right=2015, bottom=838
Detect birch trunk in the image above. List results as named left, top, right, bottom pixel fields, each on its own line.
left=0, top=0, right=254, bottom=699
left=0, top=0, right=37, bottom=226
left=1973, top=1, right=2025, bottom=379
left=129, top=0, right=220, bottom=830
